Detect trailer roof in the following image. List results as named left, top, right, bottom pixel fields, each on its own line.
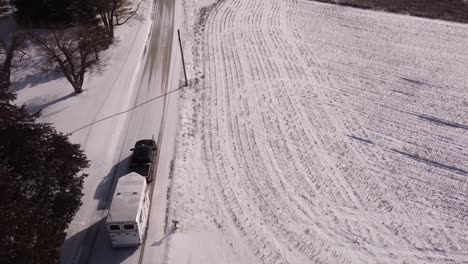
left=106, top=172, right=147, bottom=223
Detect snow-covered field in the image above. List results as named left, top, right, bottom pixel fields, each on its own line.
left=166, top=0, right=468, bottom=263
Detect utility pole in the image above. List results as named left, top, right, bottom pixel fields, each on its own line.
left=177, top=29, right=188, bottom=86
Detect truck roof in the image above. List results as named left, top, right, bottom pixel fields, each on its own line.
left=106, top=172, right=147, bottom=223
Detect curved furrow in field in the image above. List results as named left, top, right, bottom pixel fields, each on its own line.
left=199, top=0, right=356, bottom=263
left=204, top=1, right=286, bottom=263
left=208, top=2, right=309, bottom=262
left=265, top=9, right=365, bottom=213
left=201, top=0, right=359, bottom=262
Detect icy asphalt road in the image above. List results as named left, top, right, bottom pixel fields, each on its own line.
left=60, top=0, right=182, bottom=262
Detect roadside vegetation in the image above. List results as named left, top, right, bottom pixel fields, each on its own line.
left=0, top=86, right=89, bottom=264
left=313, top=0, right=468, bottom=23
left=0, top=0, right=141, bottom=263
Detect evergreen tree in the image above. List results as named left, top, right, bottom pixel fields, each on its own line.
left=0, top=87, right=89, bottom=264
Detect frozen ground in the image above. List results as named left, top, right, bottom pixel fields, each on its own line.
left=166, top=0, right=468, bottom=263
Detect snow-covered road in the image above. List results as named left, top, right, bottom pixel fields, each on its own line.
left=55, top=0, right=182, bottom=263
left=12, top=0, right=183, bottom=261
left=84, top=0, right=181, bottom=262
left=165, top=0, right=468, bottom=263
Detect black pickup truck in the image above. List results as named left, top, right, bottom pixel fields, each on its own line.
left=129, top=139, right=157, bottom=182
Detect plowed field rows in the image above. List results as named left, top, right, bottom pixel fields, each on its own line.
left=167, top=0, right=468, bottom=263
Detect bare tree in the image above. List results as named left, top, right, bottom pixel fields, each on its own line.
left=0, top=33, right=27, bottom=89
left=93, top=0, right=143, bottom=38
left=30, top=27, right=110, bottom=94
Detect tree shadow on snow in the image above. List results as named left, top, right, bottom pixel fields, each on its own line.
left=27, top=92, right=76, bottom=116
left=391, top=148, right=468, bottom=176
left=12, top=69, right=63, bottom=92
left=10, top=55, right=64, bottom=92
left=94, top=156, right=131, bottom=211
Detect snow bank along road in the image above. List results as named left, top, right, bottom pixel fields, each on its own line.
left=59, top=0, right=181, bottom=263
left=166, top=0, right=468, bottom=263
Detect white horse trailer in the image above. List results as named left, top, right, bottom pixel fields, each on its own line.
left=106, top=172, right=150, bottom=247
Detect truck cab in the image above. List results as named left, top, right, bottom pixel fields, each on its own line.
left=130, top=139, right=157, bottom=182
